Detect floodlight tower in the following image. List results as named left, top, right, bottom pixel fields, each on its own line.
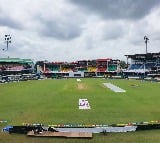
left=144, top=36, right=149, bottom=54
left=4, top=34, right=11, bottom=50
left=143, top=36, right=149, bottom=78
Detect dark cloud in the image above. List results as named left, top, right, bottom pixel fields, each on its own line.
left=0, top=15, right=23, bottom=29
left=39, top=18, right=82, bottom=40
left=70, top=0, right=160, bottom=20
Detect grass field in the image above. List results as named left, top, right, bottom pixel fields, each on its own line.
left=0, top=78, right=160, bottom=143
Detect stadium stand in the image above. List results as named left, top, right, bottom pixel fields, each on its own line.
left=76, top=60, right=88, bottom=72
left=35, top=58, right=120, bottom=78
left=2, top=53, right=160, bottom=81
left=0, top=58, right=35, bottom=82
left=87, top=60, right=97, bottom=72
left=123, top=52, right=160, bottom=79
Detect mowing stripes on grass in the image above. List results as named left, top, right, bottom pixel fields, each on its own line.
left=103, top=83, right=126, bottom=92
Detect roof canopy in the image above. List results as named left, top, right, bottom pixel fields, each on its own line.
left=125, top=52, right=160, bottom=60
left=0, top=58, right=33, bottom=64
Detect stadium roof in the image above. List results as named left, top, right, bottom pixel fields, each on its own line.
left=0, top=58, right=33, bottom=64
left=125, top=52, right=160, bottom=59
left=96, top=58, right=111, bottom=61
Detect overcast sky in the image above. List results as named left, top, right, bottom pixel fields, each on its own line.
left=0, top=0, right=160, bottom=62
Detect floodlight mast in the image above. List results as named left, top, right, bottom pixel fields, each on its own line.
left=144, top=36, right=149, bottom=54
left=4, top=34, right=11, bottom=50
left=143, top=36, right=149, bottom=78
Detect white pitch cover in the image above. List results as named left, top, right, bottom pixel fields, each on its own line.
left=79, top=99, right=91, bottom=109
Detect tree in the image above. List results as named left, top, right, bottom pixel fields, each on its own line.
left=120, top=60, right=127, bottom=69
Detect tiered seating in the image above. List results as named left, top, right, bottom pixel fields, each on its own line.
left=145, top=63, right=156, bottom=69
left=7, top=65, right=24, bottom=71
left=87, top=67, right=96, bottom=72
left=128, top=63, right=155, bottom=71
left=61, top=64, right=75, bottom=72
left=96, top=59, right=108, bottom=72
left=97, top=67, right=106, bottom=72
left=51, top=67, right=60, bottom=72
left=156, top=63, right=160, bottom=67
left=108, top=65, right=117, bottom=71
left=61, top=68, right=73, bottom=72
left=76, top=67, right=87, bottom=72
left=128, top=64, right=143, bottom=70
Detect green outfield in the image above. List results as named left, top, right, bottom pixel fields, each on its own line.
left=0, top=78, right=160, bottom=143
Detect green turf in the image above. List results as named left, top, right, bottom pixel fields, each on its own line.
left=0, top=78, right=160, bottom=143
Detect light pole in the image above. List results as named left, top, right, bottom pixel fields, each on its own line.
left=4, top=34, right=11, bottom=50
left=143, top=36, right=149, bottom=78
left=144, top=36, right=149, bottom=54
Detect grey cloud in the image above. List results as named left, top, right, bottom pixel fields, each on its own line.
left=130, top=37, right=144, bottom=46
left=152, top=33, right=160, bottom=41
left=40, top=20, right=81, bottom=40
left=70, top=0, right=160, bottom=20
left=104, top=23, right=126, bottom=40
left=0, top=15, right=23, bottom=29
left=37, top=13, right=83, bottom=40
